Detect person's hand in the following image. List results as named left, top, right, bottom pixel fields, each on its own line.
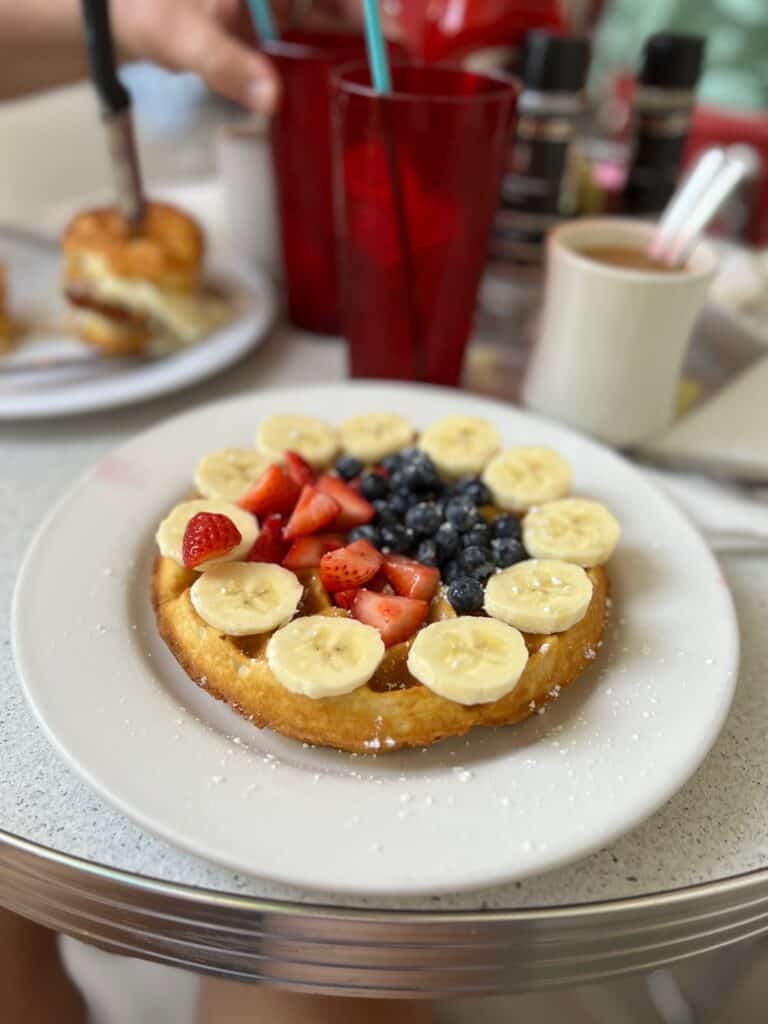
left=114, top=0, right=282, bottom=113
left=113, top=1, right=397, bottom=115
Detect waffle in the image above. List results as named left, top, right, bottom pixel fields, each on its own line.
left=152, top=555, right=609, bottom=753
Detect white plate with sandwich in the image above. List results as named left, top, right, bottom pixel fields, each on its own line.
left=0, top=201, right=276, bottom=419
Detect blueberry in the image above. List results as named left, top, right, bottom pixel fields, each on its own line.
left=388, top=469, right=412, bottom=494
left=418, top=485, right=446, bottom=503
left=473, top=561, right=497, bottom=582
left=372, top=499, right=398, bottom=526
left=442, top=559, right=464, bottom=584
left=459, top=545, right=496, bottom=581
left=380, top=453, right=403, bottom=474
left=405, top=501, right=442, bottom=538
left=399, top=446, right=425, bottom=463
left=461, top=522, right=491, bottom=549
left=446, top=576, right=485, bottom=614
left=445, top=498, right=482, bottom=532
left=348, top=524, right=381, bottom=547
left=359, top=471, right=389, bottom=500
left=460, top=545, right=490, bottom=571
left=380, top=524, right=415, bottom=554
left=335, top=455, right=363, bottom=481
left=434, top=522, right=461, bottom=563
left=456, top=477, right=491, bottom=506
left=402, top=459, right=441, bottom=493
left=416, top=539, right=439, bottom=567
left=378, top=526, right=398, bottom=551
left=399, top=525, right=417, bottom=553
left=491, top=537, right=527, bottom=568
left=387, top=492, right=410, bottom=518
left=492, top=514, right=522, bottom=540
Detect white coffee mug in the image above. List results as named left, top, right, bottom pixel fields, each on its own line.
left=522, top=218, right=718, bottom=447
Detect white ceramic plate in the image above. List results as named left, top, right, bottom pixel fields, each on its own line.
left=12, top=384, right=739, bottom=896
left=0, top=227, right=276, bottom=419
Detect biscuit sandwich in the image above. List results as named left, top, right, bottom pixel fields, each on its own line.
left=62, top=201, right=228, bottom=356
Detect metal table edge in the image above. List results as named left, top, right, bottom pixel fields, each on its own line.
left=3, top=827, right=768, bottom=924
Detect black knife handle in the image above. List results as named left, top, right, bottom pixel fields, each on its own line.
left=80, top=0, right=130, bottom=115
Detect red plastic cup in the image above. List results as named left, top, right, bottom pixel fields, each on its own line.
left=332, top=64, right=518, bottom=384
left=265, top=33, right=379, bottom=335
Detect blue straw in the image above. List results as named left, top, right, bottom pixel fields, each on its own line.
left=362, top=0, right=392, bottom=93
left=246, top=0, right=278, bottom=43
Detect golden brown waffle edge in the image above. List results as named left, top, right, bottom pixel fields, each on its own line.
left=151, top=555, right=609, bottom=754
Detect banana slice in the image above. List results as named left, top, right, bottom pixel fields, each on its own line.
left=407, top=617, right=528, bottom=705
left=338, top=412, right=415, bottom=463
left=482, top=446, right=572, bottom=512
left=256, top=414, right=338, bottom=469
left=194, top=448, right=275, bottom=501
left=484, top=559, right=593, bottom=634
left=267, top=615, right=385, bottom=698
left=156, top=500, right=258, bottom=568
left=523, top=498, right=620, bottom=567
left=418, top=416, right=502, bottom=478
left=191, top=562, right=303, bottom=636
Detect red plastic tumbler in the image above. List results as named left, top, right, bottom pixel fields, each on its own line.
left=332, top=64, right=517, bottom=384
left=266, top=33, right=378, bottom=335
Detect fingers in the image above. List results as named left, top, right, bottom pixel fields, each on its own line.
left=179, top=16, right=281, bottom=113
left=115, top=0, right=280, bottom=114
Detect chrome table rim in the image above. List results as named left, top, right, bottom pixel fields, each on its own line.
left=3, top=828, right=768, bottom=995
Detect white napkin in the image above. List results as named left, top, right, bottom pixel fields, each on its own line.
left=642, top=465, right=768, bottom=553
left=640, top=358, right=768, bottom=482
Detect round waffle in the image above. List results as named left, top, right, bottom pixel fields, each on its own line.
left=152, top=555, right=609, bottom=754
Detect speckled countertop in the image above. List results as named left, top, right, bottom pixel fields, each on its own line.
left=1, top=326, right=767, bottom=912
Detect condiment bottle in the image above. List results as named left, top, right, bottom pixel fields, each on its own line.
left=622, top=33, right=706, bottom=216
left=490, top=31, right=591, bottom=266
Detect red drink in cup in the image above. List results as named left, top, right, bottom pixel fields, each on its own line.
left=266, top=33, right=402, bottom=335
left=332, top=65, right=517, bottom=384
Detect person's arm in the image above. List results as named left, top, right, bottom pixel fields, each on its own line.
left=0, top=1, right=397, bottom=109
left=0, top=0, right=283, bottom=110
left=0, top=0, right=88, bottom=100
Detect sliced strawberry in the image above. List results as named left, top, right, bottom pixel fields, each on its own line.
left=238, top=464, right=300, bottom=517
left=316, top=474, right=375, bottom=530
left=383, top=554, right=440, bottom=601
left=285, top=450, right=316, bottom=488
left=367, top=569, right=394, bottom=594
left=347, top=538, right=384, bottom=561
left=333, top=588, right=360, bottom=610
left=282, top=533, right=345, bottom=570
left=283, top=485, right=340, bottom=540
left=246, top=514, right=288, bottom=564
left=352, top=590, right=429, bottom=647
left=182, top=512, right=241, bottom=569
left=319, top=539, right=384, bottom=593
